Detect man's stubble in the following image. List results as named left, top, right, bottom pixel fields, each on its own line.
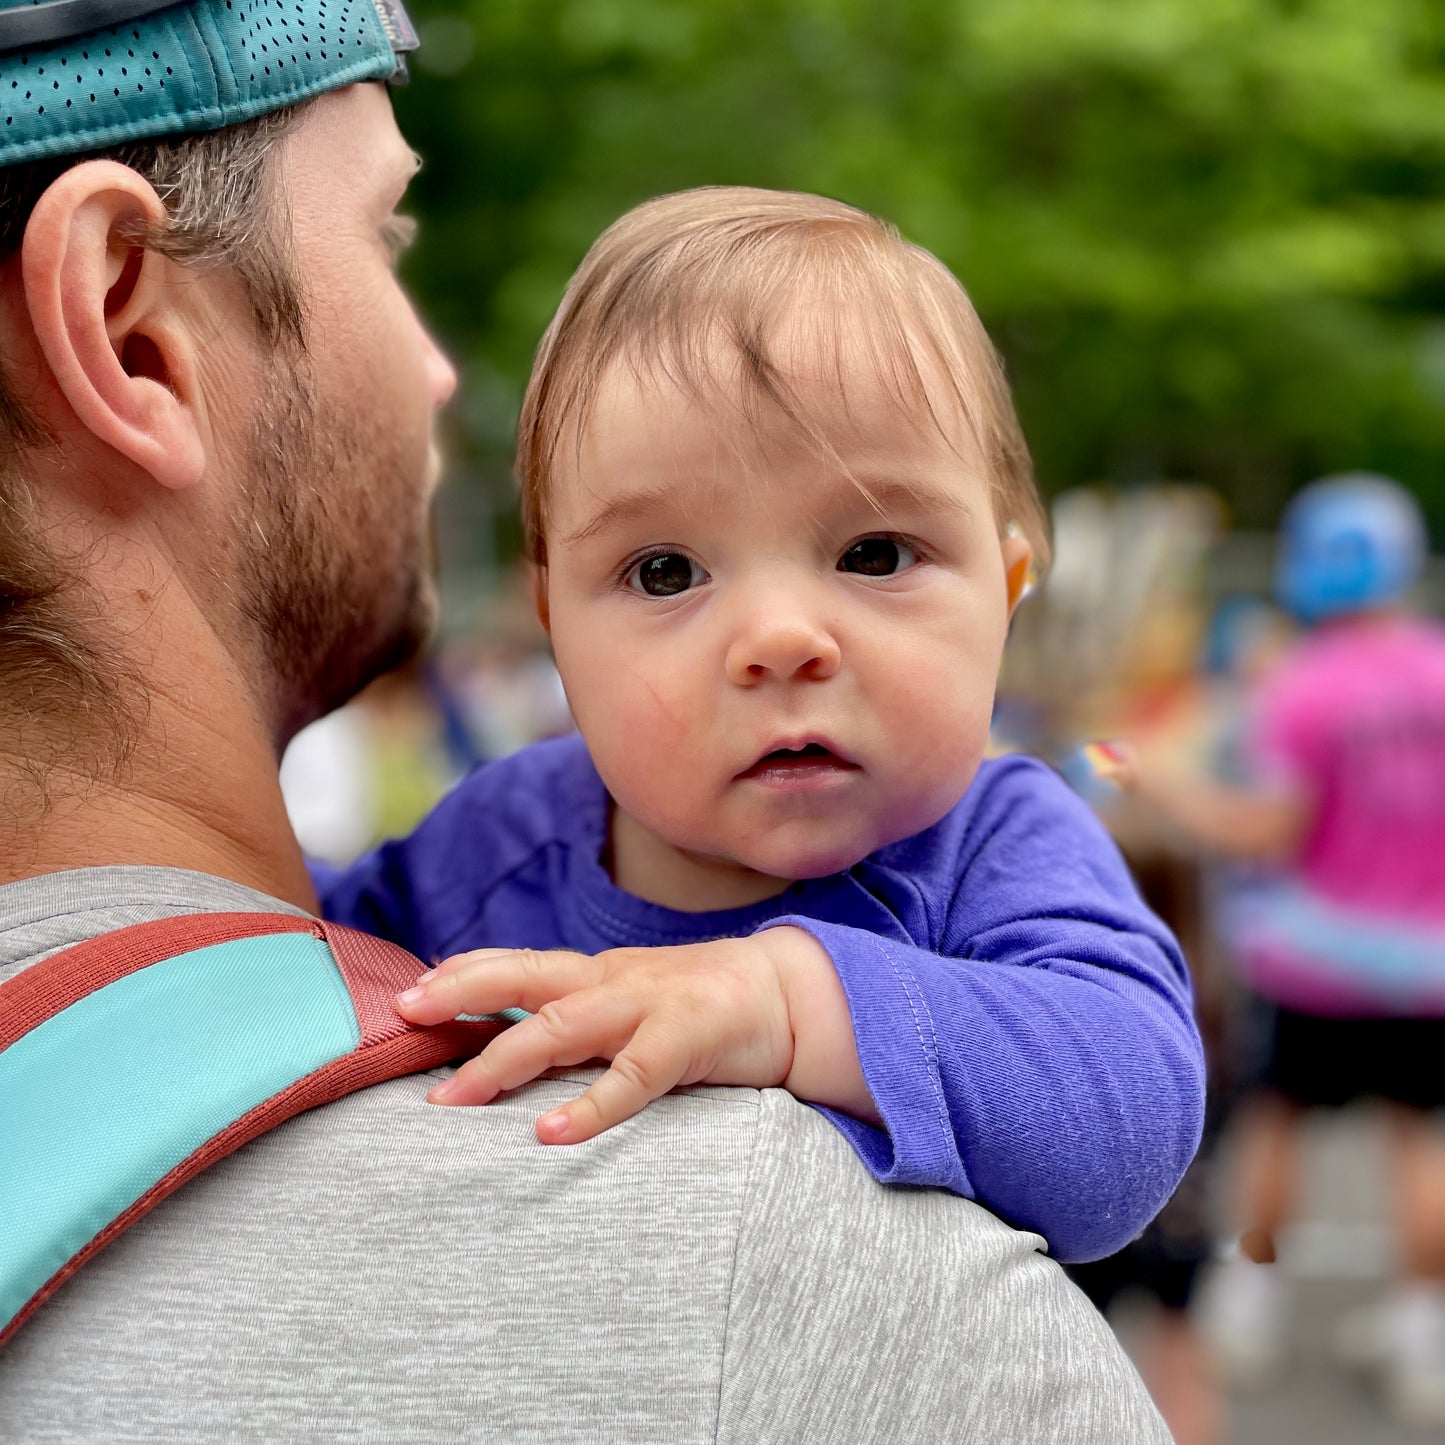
left=233, top=349, right=438, bottom=749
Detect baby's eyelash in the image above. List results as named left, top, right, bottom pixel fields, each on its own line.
left=615, top=543, right=682, bottom=578
left=615, top=547, right=660, bottom=585
left=614, top=546, right=682, bottom=587
left=847, top=531, right=931, bottom=560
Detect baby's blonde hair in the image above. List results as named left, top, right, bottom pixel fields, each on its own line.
left=517, top=186, right=1050, bottom=569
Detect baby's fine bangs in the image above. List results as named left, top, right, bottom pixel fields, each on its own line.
left=527, top=200, right=1044, bottom=562
left=608, top=276, right=991, bottom=474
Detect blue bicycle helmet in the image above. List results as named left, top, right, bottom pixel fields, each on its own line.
left=1275, top=472, right=1428, bottom=624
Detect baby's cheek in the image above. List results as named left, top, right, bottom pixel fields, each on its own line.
left=626, top=670, right=695, bottom=743
left=890, top=680, right=991, bottom=793
left=592, top=669, right=699, bottom=790
left=599, top=684, right=719, bottom=844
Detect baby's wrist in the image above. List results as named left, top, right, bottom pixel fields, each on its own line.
left=759, top=926, right=881, bottom=1126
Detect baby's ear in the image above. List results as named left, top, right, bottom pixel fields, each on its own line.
left=1002, top=529, right=1035, bottom=616
left=531, top=564, right=551, bottom=634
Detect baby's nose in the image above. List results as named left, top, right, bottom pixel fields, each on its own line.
left=726, top=614, right=841, bottom=685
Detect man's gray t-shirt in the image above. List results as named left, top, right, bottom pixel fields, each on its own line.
left=0, top=867, right=1168, bottom=1443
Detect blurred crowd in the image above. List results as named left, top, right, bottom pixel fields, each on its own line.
left=1003, top=477, right=1445, bottom=1444
left=283, top=475, right=1445, bottom=1445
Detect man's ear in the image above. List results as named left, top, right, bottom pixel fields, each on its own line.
left=531, top=563, right=551, bottom=635
left=1001, top=530, right=1035, bottom=617
left=21, top=160, right=205, bottom=490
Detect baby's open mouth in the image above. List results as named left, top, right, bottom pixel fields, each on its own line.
left=738, top=743, right=860, bottom=781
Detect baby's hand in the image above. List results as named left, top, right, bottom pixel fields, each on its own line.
left=394, top=933, right=814, bottom=1144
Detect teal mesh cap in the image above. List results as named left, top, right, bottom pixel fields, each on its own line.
left=0, top=0, right=419, bottom=166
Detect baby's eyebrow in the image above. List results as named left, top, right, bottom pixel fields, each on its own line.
left=560, top=483, right=695, bottom=546
left=560, top=472, right=973, bottom=548
left=853, top=477, right=974, bottom=520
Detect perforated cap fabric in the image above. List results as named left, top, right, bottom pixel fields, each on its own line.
left=0, top=0, right=406, bottom=166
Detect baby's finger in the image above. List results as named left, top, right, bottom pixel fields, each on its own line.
left=431, top=948, right=512, bottom=977
left=427, top=989, right=641, bottom=1106
left=535, top=1017, right=695, bottom=1145
left=396, top=948, right=601, bottom=1024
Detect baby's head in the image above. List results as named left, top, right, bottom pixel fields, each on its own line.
left=518, top=187, right=1050, bottom=907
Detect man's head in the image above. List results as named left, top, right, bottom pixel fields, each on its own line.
left=0, top=0, right=454, bottom=795
left=518, top=188, right=1047, bottom=899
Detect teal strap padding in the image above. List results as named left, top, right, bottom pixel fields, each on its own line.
left=0, top=933, right=358, bottom=1331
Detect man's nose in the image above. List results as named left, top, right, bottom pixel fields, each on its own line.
left=422, top=325, right=459, bottom=408
left=725, top=607, right=841, bottom=686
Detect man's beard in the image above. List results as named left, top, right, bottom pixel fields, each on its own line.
left=232, top=356, right=437, bottom=748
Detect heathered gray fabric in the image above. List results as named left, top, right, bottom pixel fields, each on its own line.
left=0, top=867, right=1169, bottom=1443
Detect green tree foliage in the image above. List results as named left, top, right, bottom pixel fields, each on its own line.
left=397, top=0, right=1445, bottom=535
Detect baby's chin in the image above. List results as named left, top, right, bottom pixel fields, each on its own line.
left=728, top=827, right=892, bottom=884
left=734, top=797, right=965, bottom=880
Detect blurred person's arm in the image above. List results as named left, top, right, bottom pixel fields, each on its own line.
left=1111, top=634, right=1321, bottom=865
left=1101, top=745, right=1312, bottom=863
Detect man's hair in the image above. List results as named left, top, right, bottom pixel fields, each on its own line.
left=516, top=186, right=1051, bottom=569
left=0, top=108, right=305, bottom=788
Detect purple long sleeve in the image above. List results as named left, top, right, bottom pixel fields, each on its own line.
left=320, top=735, right=1203, bottom=1262
left=759, top=761, right=1202, bottom=1262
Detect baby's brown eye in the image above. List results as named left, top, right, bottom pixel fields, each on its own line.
left=629, top=553, right=706, bottom=597
left=839, top=537, right=917, bottom=576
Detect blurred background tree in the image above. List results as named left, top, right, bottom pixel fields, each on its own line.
left=394, top=0, right=1445, bottom=566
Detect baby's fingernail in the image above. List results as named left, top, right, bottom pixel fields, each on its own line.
left=537, top=1110, right=568, bottom=1140
left=429, top=1077, right=461, bottom=1103
left=397, top=985, right=426, bottom=1006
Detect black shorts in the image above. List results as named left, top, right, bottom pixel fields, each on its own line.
left=1265, top=1007, right=1445, bottom=1111
left=1067, top=1232, right=1204, bottom=1314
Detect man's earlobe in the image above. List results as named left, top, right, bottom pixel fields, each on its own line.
left=22, top=160, right=205, bottom=491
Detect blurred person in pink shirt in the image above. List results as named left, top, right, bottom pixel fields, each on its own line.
left=1104, top=474, right=1445, bottom=1427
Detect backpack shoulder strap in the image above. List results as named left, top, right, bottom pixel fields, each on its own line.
left=0, top=911, right=500, bottom=1347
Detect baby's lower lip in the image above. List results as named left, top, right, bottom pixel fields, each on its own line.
left=737, top=753, right=861, bottom=789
